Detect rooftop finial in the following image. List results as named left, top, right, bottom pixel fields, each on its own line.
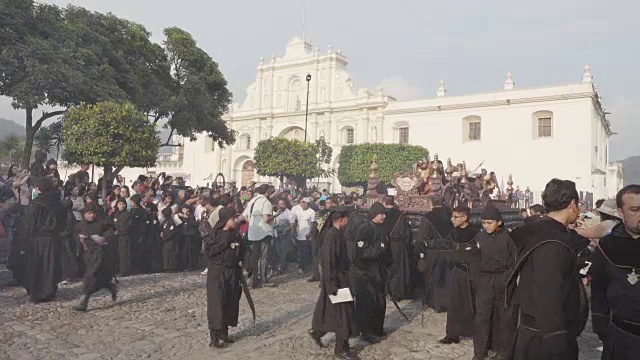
left=583, top=64, right=593, bottom=83
left=327, top=43, right=333, bottom=54
left=437, top=79, right=446, bottom=97
left=504, top=71, right=514, bottom=90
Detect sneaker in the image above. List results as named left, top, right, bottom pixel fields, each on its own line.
left=201, top=268, right=208, bottom=275
left=596, top=346, right=603, bottom=352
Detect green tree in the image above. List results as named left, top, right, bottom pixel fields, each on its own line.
left=254, top=137, right=334, bottom=187
left=314, top=136, right=336, bottom=179
left=62, top=101, right=160, bottom=204
left=157, top=27, right=235, bottom=148
left=337, top=143, right=429, bottom=187
left=34, top=126, right=55, bottom=155
left=0, top=1, right=127, bottom=167
left=0, top=133, right=24, bottom=164
left=0, top=1, right=235, bottom=168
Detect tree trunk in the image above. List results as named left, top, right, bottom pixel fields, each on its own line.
left=102, top=166, right=110, bottom=211
left=22, top=107, right=34, bottom=169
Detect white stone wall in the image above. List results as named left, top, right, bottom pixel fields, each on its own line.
left=384, top=81, right=614, bottom=199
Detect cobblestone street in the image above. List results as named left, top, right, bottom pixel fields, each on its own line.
left=0, top=266, right=603, bottom=360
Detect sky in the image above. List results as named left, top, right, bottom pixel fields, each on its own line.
left=1, top=0, right=638, bottom=160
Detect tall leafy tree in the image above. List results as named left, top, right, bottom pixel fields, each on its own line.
left=62, top=101, right=160, bottom=204
left=0, top=1, right=235, bottom=168
left=337, top=143, right=429, bottom=187
left=254, top=137, right=334, bottom=187
left=0, top=1, right=127, bottom=167
left=157, top=27, right=235, bottom=148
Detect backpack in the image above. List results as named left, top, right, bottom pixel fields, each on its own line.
left=198, top=218, right=214, bottom=239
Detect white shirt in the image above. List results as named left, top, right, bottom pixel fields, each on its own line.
left=275, top=208, right=293, bottom=227
left=242, top=194, right=274, bottom=241
left=194, top=204, right=206, bottom=222
left=291, top=205, right=316, bottom=241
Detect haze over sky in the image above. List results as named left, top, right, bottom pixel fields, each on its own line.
left=1, top=0, right=637, bottom=160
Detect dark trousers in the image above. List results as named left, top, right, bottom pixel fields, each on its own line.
left=248, top=237, right=271, bottom=286
left=310, top=238, right=321, bottom=280
left=474, top=273, right=517, bottom=357
left=296, top=239, right=312, bottom=271
left=275, top=232, right=292, bottom=271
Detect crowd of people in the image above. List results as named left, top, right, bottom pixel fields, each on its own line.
left=1, top=155, right=638, bottom=360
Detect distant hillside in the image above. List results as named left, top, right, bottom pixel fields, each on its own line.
left=0, top=118, right=24, bottom=139
left=623, top=156, right=640, bottom=186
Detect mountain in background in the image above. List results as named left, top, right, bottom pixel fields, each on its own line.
left=623, top=156, right=640, bottom=186
left=0, top=118, right=24, bottom=139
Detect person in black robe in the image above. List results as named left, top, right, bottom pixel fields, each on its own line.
left=439, top=205, right=480, bottom=344
left=160, top=207, right=181, bottom=272
left=112, top=198, right=132, bottom=277
left=352, top=202, right=390, bottom=343
left=472, top=206, right=517, bottom=360
left=22, top=178, right=66, bottom=303
left=382, top=195, right=413, bottom=300
left=144, top=203, right=163, bottom=273
left=28, top=150, right=47, bottom=186
left=308, top=205, right=328, bottom=283
left=60, top=198, right=79, bottom=283
left=127, top=194, right=147, bottom=273
left=309, top=207, right=355, bottom=360
left=204, top=207, right=245, bottom=348
left=72, top=204, right=118, bottom=311
left=421, top=196, right=454, bottom=311
left=591, top=185, right=640, bottom=360
left=506, top=179, right=589, bottom=360
left=343, top=196, right=364, bottom=297
left=179, top=205, right=200, bottom=271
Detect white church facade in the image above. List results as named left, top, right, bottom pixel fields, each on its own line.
left=117, top=36, right=623, bottom=200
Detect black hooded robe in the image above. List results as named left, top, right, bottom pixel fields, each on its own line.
left=160, top=218, right=181, bottom=272
left=112, top=209, right=133, bottom=276
left=591, top=224, right=640, bottom=360
left=22, top=192, right=66, bottom=303
left=352, top=220, right=390, bottom=336
left=60, top=207, right=79, bottom=281
left=507, top=217, right=589, bottom=360
left=444, top=224, right=480, bottom=338
left=420, top=208, right=454, bottom=311
left=384, top=208, right=414, bottom=300
left=75, top=218, right=116, bottom=295
left=205, top=220, right=244, bottom=332
left=311, top=225, right=354, bottom=350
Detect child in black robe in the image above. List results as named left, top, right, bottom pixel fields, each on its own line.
left=179, top=205, right=200, bottom=270
left=143, top=203, right=163, bottom=273
left=112, top=198, right=132, bottom=277
left=72, top=204, right=118, bottom=312
left=473, top=206, right=517, bottom=360
left=205, top=207, right=244, bottom=348
left=160, top=207, right=180, bottom=272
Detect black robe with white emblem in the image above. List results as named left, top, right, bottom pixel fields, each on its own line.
left=591, top=224, right=640, bottom=360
